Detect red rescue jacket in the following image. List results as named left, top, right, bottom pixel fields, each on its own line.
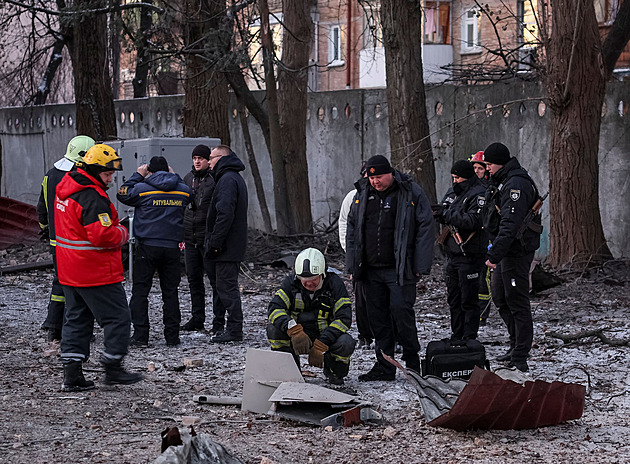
left=54, top=168, right=128, bottom=287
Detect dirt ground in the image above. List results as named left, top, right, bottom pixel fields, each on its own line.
left=0, top=234, right=629, bottom=464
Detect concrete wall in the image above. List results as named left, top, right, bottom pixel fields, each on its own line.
left=1, top=82, right=628, bottom=258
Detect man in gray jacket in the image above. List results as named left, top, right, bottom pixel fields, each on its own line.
left=346, top=155, right=434, bottom=381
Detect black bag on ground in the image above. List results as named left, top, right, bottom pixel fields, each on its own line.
left=421, top=338, right=489, bottom=380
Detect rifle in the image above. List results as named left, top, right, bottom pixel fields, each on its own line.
left=450, top=226, right=467, bottom=256
left=516, top=192, right=548, bottom=240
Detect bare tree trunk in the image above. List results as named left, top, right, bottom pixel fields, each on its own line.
left=380, top=0, right=436, bottom=203
left=545, top=0, right=612, bottom=266
left=238, top=100, right=272, bottom=232
left=132, top=0, right=153, bottom=99
left=182, top=0, right=230, bottom=144
left=70, top=0, right=117, bottom=140
left=225, top=70, right=271, bottom=151
left=260, top=0, right=292, bottom=234
left=277, top=0, right=313, bottom=233
left=32, top=38, right=66, bottom=105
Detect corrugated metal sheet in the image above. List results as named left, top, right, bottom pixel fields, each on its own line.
left=0, top=197, right=40, bottom=249
left=427, top=367, right=586, bottom=430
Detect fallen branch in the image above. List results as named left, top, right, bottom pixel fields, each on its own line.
left=547, top=328, right=630, bottom=346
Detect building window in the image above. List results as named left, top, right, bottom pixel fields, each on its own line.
left=329, top=25, right=344, bottom=66
left=424, top=1, right=451, bottom=45
left=461, top=8, right=481, bottom=54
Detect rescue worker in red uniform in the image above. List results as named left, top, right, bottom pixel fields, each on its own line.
left=55, top=144, right=142, bottom=391
left=267, top=248, right=355, bottom=385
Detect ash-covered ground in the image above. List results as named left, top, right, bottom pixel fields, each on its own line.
left=0, top=234, right=629, bottom=464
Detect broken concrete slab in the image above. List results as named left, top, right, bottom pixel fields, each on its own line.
left=241, top=348, right=304, bottom=414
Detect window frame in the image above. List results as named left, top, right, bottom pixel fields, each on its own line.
left=328, top=25, right=345, bottom=67
left=461, top=7, right=481, bottom=54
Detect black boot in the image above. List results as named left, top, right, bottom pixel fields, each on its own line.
left=62, top=362, right=95, bottom=392
left=102, top=359, right=143, bottom=385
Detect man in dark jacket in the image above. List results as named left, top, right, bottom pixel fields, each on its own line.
left=346, top=155, right=434, bottom=381
left=482, top=142, right=542, bottom=372
left=117, top=156, right=192, bottom=347
left=37, top=135, right=95, bottom=341
left=434, top=160, right=487, bottom=342
left=55, top=144, right=141, bottom=390
left=267, top=248, right=355, bottom=385
left=181, top=145, right=217, bottom=332
left=205, top=145, right=248, bottom=343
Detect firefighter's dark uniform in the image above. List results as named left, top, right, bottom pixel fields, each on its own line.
left=37, top=158, right=75, bottom=335
left=483, top=157, right=541, bottom=365
left=117, top=169, right=191, bottom=345
left=267, top=273, right=355, bottom=380
left=437, top=176, right=487, bottom=341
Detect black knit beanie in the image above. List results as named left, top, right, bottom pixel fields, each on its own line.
left=451, top=160, right=475, bottom=179
left=192, top=144, right=211, bottom=160
left=483, top=143, right=511, bottom=165
left=364, top=155, right=394, bottom=176
left=148, top=156, right=169, bottom=173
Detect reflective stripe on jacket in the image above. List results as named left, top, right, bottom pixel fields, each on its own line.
left=268, top=273, right=352, bottom=347
left=55, top=169, right=128, bottom=287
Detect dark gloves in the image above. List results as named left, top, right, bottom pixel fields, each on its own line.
left=308, top=339, right=328, bottom=368
left=287, top=323, right=312, bottom=355
left=432, top=202, right=449, bottom=224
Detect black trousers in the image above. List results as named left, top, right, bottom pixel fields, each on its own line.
left=445, top=255, right=484, bottom=341
left=266, top=323, right=356, bottom=378
left=492, top=252, right=535, bottom=362
left=42, top=246, right=65, bottom=331
left=207, top=261, right=243, bottom=336
left=184, top=242, right=213, bottom=326
left=353, top=280, right=373, bottom=341
left=363, top=267, right=420, bottom=374
left=61, top=283, right=130, bottom=364
left=129, top=243, right=181, bottom=343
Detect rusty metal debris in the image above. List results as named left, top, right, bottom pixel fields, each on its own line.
left=384, top=353, right=585, bottom=430
left=0, top=197, right=40, bottom=249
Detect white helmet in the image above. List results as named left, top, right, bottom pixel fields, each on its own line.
left=295, top=248, right=326, bottom=278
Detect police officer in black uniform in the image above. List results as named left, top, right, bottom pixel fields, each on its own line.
left=482, top=143, right=542, bottom=372
left=435, top=160, right=487, bottom=342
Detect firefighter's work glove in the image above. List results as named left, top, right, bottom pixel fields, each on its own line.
left=287, top=324, right=312, bottom=355
left=308, top=339, right=328, bottom=368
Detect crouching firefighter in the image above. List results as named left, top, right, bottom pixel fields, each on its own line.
left=54, top=144, right=142, bottom=391
left=267, top=248, right=355, bottom=385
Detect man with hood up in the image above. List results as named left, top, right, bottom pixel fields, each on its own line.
left=37, top=135, right=95, bottom=341
left=204, top=145, right=248, bottom=343
left=117, top=156, right=192, bottom=347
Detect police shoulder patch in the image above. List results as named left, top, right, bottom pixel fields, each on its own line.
left=98, top=213, right=112, bottom=227
left=118, top=186, right=128, bottom=196
left=510, top=189, right=521, bottom=201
